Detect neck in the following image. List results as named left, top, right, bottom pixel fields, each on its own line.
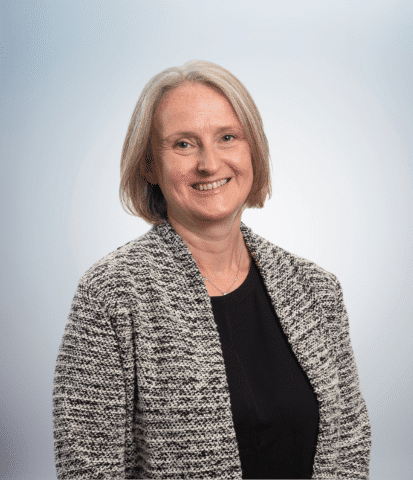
left=167, top=212, right=245, bottom=278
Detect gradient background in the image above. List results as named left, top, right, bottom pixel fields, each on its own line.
left=1, top=1, right=412, bottom=479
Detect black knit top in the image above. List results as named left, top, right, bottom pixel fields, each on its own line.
left=210, top=257, right=319, bottom=479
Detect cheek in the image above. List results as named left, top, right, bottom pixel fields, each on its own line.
left=239, top=143, right=252, bottom=164
left=163, top=160, right=190, bottom=187
left=240, top=151, right=253, bottom=176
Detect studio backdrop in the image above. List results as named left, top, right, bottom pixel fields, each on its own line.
left=1, top=1, right=412, bottom=479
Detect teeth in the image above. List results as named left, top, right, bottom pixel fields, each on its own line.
left=194, top=178, right=229, bottom=191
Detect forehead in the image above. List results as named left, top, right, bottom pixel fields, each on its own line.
left=154, top=82, right=240, bottom=131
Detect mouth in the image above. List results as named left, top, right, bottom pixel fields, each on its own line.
left=191, top=177, right=232, bottom=191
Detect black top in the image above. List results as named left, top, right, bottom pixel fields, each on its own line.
left=210, top=255, right=320, bottom=479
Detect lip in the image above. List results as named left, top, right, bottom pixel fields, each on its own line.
left=191, top=177, right=232, bottom=193
left=191, top=177, right=231, bottom=188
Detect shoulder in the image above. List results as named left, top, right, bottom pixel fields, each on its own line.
left=78, top=227, right=162, bottom=301
left=244, top=224, right=339, bottom=294
left=278, top=244, right=338, bottom=289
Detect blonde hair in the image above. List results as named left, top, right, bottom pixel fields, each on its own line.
left=119, top=59, right=272, bottom=226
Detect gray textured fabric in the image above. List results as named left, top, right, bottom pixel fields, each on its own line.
left=53, top=219, right=372, bottom=479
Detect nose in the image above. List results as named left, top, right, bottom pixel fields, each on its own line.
left=197, top=142, right=221, bottom=172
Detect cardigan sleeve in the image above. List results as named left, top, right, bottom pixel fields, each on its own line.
left=332, top=274, right=372, bottom=480
left=53, top=279, right=126, bottom=479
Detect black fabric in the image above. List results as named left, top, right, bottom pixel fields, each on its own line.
left=210, top=256, right=320, bottom=479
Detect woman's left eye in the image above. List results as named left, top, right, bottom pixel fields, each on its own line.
left=222, top=134, right=235, bottom=141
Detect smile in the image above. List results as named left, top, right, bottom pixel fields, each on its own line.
left=192, top=178, right=231, bottom=191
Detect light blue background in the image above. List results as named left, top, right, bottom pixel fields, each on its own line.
left=1, top=1, right=412, bottom=478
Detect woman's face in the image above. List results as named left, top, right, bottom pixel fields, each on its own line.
left=149, top=82, right=254, bottom=227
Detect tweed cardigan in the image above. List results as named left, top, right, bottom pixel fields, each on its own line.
left=53, top=219, right=372, bottom=479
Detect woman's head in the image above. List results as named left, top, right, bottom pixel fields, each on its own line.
left=119, top=60, right=272, bottom=226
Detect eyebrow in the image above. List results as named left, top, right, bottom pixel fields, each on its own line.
left=161, top=125, right=242, bottom=144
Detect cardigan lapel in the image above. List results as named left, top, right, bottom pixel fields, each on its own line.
left=240, top=220, right=341, bottom=479
left=240, top=220, right=341, bottom=478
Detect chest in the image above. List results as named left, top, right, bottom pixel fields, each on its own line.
left=205, top=253, right=252, bottom=297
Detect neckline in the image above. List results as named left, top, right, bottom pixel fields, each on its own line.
left=209, top=253, right=255, bottom=301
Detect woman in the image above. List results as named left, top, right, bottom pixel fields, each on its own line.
left=53, top=60, right=372, bottom=479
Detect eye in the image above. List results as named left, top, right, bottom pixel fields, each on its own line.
left=222, top=134, right=235, bottom=142
left=175, top=141, right=190, bottom=149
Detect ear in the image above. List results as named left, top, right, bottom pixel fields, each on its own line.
left=143, top=141, right=159, bottom=185
left=145, top=169, right=158, bottom=186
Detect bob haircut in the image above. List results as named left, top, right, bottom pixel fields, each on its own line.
left=119, top=59, right=272, bottom=226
